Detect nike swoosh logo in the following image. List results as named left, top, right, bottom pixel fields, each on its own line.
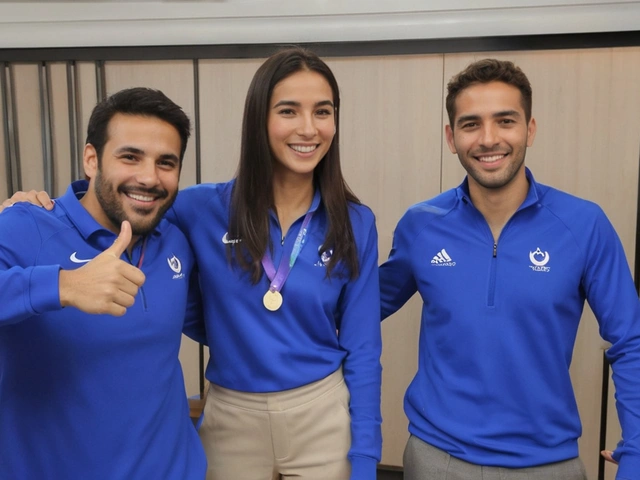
left=70, top=252, right=93, bottom=263
left=222, top=232, right=241, bottom=244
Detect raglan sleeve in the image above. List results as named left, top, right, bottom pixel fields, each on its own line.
left=168, top=188, right=209, bottom=345
left=182, top=264, right=208, bottom=345
left=0, top=206, right=63, bottom=326
left=336, top=207, right=382, bottom=480
left=379, top=208, right=418, bottom=320
left=582, top=207, right=640, bottom=480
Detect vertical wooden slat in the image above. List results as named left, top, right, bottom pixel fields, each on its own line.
left=0, top=62, right=11, bottom=198
left=39, top=62, right=54, bottom=194
left=67, top=61, right=81, bottom=181
left=1, top=63, right=21, bottom=194
left=95, top=60, right=106, bottom=103
left=192, top=58, right=206, bottom=397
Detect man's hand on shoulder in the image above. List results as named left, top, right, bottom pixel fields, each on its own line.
left=58, top=221, right=146, bottom=316
left=0, top=190, right=54, bottom=214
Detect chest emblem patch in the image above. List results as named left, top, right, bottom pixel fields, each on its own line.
left=168, top=255, right=185, bottom=279
left=529, top=247, right=550, bottom=272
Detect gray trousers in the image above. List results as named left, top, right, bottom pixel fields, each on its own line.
left=403, top=435, right=588, bottom=480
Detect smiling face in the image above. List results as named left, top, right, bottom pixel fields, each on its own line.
left=82, top=113, right=181, bottom=237
left=445, top=81, right=537, bottom=195
left=267, top=69, right=336, bottom=182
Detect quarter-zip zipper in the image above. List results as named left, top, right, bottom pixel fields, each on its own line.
left=487, top=242, right=498, bottom=307
left=462, top=181, right=538, bottom=309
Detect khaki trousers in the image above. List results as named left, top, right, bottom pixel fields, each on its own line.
left=403, top=435, right=588, bottom=480
left=199, top=368, right=351, bottom=480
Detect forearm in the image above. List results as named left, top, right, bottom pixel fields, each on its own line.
left=0, top=265, right=62, bottom=325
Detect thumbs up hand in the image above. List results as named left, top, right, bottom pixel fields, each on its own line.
left=58, top=221, right=146, bottom=316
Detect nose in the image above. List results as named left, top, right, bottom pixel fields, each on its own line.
left=134, top=159, right=160, bottom=186
left=296, top=113, right=317, bottom=138
left=479, top=124, right=499, bottom=147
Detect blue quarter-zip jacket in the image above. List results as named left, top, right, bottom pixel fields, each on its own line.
left=0, top=181, right=206, bottom=479
left=380, top=169, right=640, bottom=480
left=168, top=180, right=382, bottom=479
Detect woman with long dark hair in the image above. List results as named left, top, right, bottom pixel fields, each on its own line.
left=171, top=47, right=382, bottom=480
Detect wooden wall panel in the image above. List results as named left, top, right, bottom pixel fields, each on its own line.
left=198, top=58, right=263, bottom=183
left=75, top=61, right=98, bottom=160
left=442, top=48, right=640, bottom=479
left=12, top=64, right=44, bottom=191
left=328, top=54, right=445, bottom=465
left=103, top=60, right=202, bottom=397
left=48, top=62, right=71, bottom=197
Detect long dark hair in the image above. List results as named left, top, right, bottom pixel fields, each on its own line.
left=229, top=46, right=360, bottom=283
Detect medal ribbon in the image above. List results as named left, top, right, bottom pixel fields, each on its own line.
left=261, top=211, right=314, bottom=294
left=124, top=236, right=148, bottom=268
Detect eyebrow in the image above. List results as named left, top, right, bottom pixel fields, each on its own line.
left=272, top=99, right=335, bottom=109
left=456, top=110, right=521, bottom=127
left=114, top=146, right=145, bottom=156
left=114, top=146, right=179, bottom=163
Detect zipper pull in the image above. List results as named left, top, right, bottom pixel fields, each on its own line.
left=493, top=243, right=497, bottom=257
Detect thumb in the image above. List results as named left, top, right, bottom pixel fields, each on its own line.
left=104, top=220, right=132, bottom=258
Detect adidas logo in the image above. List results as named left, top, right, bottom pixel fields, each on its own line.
left=431, top=248, right=456, bottom=267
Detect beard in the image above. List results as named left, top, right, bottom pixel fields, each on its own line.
left=94, top=169, right=176, bottom=236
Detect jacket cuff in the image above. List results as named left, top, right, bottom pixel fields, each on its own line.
left=30, top=265, right=63, bottom=313
left=349, top=455, right=377, bottom=480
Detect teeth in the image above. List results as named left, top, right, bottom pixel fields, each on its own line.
left=290, top=145, right=317, bottom=153
left=127, top=193, right=154, bottom=202
left=478, top=154, right=505, bottom=163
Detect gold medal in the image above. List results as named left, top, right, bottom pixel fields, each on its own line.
left=263, top=290, right=283, bottom=311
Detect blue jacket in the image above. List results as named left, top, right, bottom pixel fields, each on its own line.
left=0, top=181, right=206, bottom=479
left=168, top=180, right=382, bottom=479
left=380, top=169, right=640, bottom=480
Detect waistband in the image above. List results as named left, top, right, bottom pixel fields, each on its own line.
left=208, top=367, right=345, bottom=412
